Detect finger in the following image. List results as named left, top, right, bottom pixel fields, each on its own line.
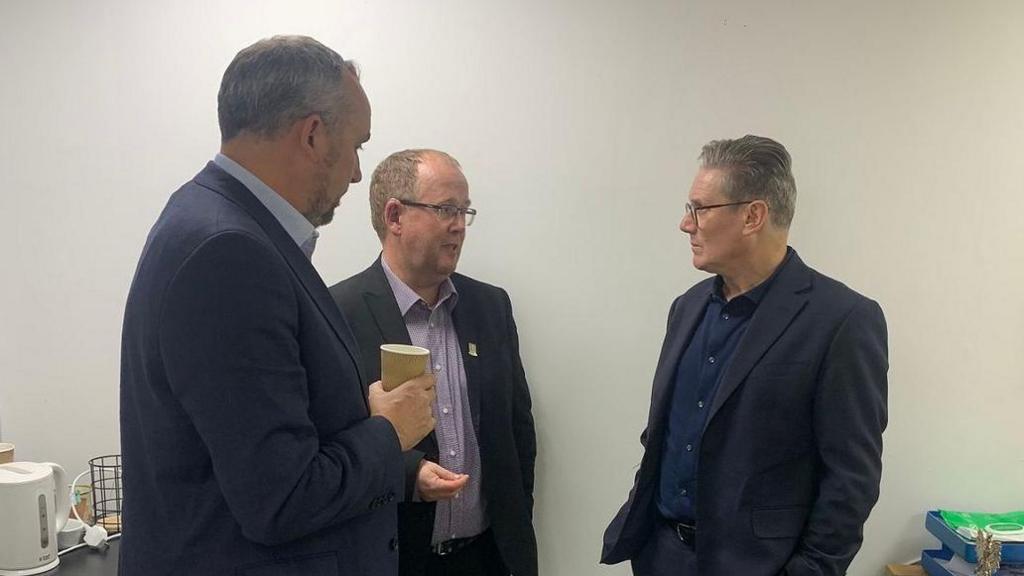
left=421, top=460, right=448, bottom=475
left=368, top=381, right=383, bottom=394
left=429, top=479, right=468, bottom=497
left=411, top=373, right=436, bottom=390
left=432, top=465, right=463, bottom=481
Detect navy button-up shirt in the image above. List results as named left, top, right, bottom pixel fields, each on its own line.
left=657, top=249, right=793, bottom=522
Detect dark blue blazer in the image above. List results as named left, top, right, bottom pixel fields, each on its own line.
left=601, top=251, right=888, bottom=576
left=119, top=163, right=404, bottom=576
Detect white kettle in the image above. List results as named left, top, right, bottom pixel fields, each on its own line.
left=0, top=462, right=70, bottom=576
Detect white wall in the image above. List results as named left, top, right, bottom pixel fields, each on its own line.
left=2, top=1, right=1022, bottom=574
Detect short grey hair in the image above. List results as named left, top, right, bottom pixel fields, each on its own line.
left=699, top=135, right=797, bottom=229
left=369, top=149, right=462, bottom=240
left=217, top=35, right=358, bottom=142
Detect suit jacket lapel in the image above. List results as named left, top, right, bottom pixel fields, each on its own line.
left=649, top=289, right=710, bottom=438
left=702, top=253, right=813, bottom=433
left=450, top=275, right=482, bottom=433
left=362, top=260, right=414, bottom=346
left=359, top=259, right=441, bottom=454
left=194, top=162, right=368, bottom=408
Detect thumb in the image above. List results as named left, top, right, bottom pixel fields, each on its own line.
left=432, top=464, right=465, bottom=481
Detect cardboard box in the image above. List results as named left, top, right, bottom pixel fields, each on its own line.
left=885, top=564, right=926, bottom=576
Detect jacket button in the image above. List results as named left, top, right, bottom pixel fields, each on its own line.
left=389, top=537, right=399, bottom=551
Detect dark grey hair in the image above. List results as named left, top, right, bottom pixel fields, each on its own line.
left=699, top=135, right=797, bottom=229
left=369, top=149, right=462, bottom=240
left=217, top=35, right=358, bottom=142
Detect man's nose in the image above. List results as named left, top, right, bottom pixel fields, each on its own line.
left=450, top=213, right=467, bottom=232
left=351, top=158, right=362, bottom=183
left=680, top=212, right=696, bottom=233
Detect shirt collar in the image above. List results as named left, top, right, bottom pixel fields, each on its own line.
left=711, top=246, right=795, bottom=304
left=381, top=255, right=458, bottom=316
left=214, top=153, right=319, bottom=258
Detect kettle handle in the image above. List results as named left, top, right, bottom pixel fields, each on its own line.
left=40, top=462, right=70, bottom=532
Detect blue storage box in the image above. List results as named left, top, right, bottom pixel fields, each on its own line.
left=921, top=547, right=1016, bottom=576
left=926, top=511, right=1024, bottom=564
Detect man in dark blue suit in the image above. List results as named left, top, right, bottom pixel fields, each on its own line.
left=119, top=36, right=436, bottom=576
left=601, top=136, right=888, bottom=576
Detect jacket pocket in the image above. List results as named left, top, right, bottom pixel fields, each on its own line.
left=751, top=506, right=809, bottom=539
left=236, top=552, right=339, bottom=576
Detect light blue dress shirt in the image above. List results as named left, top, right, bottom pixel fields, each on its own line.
left=214, top=153, right=319, bottom=259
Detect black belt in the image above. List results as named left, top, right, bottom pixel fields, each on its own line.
left=432, top=532, right=483, bottom=557
left=665, top=518, right=697, bottom=547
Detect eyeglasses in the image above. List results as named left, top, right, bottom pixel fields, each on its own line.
left=684, top=200, right=754, bottom=229
left=399, top=200, right=477, bottom=226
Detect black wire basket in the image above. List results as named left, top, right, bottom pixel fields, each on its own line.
left=89, top=454, right=122, bottom=534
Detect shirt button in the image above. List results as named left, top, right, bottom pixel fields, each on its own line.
left=449, top=450, right=456, bottom=456
left=680, top=489, right=688, bottom=496
left=722, top=313, right=730, bottom=320
left=686, top=444, right=693, bottom=452
left=697, top=400, right=704, bottom=409
left=708, top=356, right=716, bottom=364
left=442, top=407, right=450, bottom=414
left=434, top=364, right=442, bottom=371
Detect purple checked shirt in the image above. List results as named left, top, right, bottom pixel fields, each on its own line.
left=381, top=258, right=488, bottom=544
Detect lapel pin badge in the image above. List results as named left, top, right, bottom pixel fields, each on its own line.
left=468, top=342, right=478, bottom=357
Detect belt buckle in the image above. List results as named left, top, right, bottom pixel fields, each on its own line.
left=433, top=541, right=454, bottom=556
left=674, top=521, right=696, bottom=545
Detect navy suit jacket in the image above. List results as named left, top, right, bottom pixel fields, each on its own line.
left=119, top=163, right=404, bottom=576
left=329, top=260, right=538, bottom=576
left=601, top=251, right=888, bottom=576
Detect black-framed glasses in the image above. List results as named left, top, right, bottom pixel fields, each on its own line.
left=684, top=200, right=754, bottom=228
left=399, top=200, right=477, bottom=226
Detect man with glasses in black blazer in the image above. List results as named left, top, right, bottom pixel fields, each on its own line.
left=330, top=149, right=538, bottom=576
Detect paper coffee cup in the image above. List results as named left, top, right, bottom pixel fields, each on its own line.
left=0, top=443, right=13, bottom=464
left=381, top=344, right=430, bottom=391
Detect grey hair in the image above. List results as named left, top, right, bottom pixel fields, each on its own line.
left=217, top=35, right=358, bottom=142
left=699, top=135, right=797, bottom=229
left=369, top=149, right=462, bottom=240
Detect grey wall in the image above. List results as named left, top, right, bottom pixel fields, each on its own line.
left=2, top=1, right=1022, bottom=574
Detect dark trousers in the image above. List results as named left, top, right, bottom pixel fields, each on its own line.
left=412, top=529, right=509, bottom=576
left=630, top=522, right=698, bottom=576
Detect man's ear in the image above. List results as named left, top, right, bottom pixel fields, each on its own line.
left=743, top=200, right=770, bottom=235
left=298, top=113, right=327, bottom=160
left=384, top=198, right=403, bottom=235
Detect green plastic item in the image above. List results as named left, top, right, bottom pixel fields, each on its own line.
left=940, top=510, right=1024, bottom=536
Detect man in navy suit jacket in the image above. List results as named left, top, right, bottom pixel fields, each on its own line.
left=601, top=136, right=888, bottom=576
left=119, top=36, right=436, bottom=576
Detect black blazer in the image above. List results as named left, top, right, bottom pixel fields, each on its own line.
left=601, top=251, right=888, bottom=576
left=330, top=260, right=538, bottom=576
left=120, top=163, right=404, bottom=576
